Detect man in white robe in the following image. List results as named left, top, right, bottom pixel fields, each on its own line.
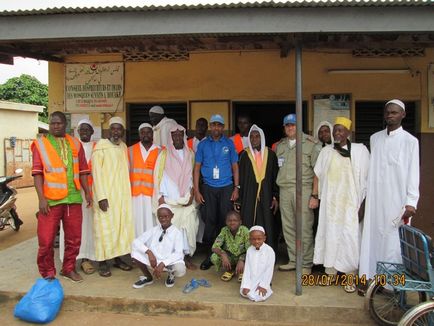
left=129, top=123, right=161, bottom=237
left=313, top=117, right=369, bottom=291
left=154, top=124, right=199, bottom=269
left=59, top=118, right=97, bottom=274
left=149, top=105, right=177, bottom=147
left=359, top=99, right=419, bottom=280
left=240, top=226, right=275, bottom=302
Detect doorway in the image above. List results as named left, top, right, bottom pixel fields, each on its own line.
left=233, top=102, right=308, bottom=147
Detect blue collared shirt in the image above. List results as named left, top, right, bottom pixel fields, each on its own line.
left=195, top=135, right=238, bottom=187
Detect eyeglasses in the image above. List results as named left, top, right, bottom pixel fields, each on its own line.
left=158, top=230, right=166, bottom=242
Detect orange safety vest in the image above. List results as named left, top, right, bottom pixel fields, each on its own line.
left=232, top=133, right=244, bottom=154
left=187, top=138, right=194, bottom=150
left=128, top=143, right=161, bottom=197
left=31, top=134, right=81, bottom=201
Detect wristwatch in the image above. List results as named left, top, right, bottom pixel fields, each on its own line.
left=235, top=185, right=241, bottom=189
left=310, top=194, right=318, bottom=199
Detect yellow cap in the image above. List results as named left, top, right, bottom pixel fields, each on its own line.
left=334, top=117, right=352, bottom=130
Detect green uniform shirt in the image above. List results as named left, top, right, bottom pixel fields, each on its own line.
left=46, top=134, right=82, bottom=207
left=275, top=133, right=319, bottom=187
left=212, top=225, right=250, bottom=261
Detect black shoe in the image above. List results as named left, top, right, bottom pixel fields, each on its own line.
left=165, top=272, right=175, bottom=288
left=200, top=257, right=213, bottom=270
left=133, top=276, right=153, bottom=289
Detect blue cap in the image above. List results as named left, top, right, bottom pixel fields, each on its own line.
left=210, top=114, right=225, bottom=125
left=283, top=114, right=296, bottom=126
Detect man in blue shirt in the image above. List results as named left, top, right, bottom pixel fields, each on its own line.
left=194, top=114, right=239, bottom=270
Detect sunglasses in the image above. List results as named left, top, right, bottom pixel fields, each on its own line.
left=159, top=230, right=166, bottom=242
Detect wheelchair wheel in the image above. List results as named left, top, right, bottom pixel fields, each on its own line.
left=368, top=283, right=426, bottom=325
left=398, top=301, right=434, bottom=326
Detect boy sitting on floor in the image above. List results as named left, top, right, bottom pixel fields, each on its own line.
left=211, top=210, right=250, bottom=282
left=240, top=225, right=275, bottom=302
left=131, top=204, right=186, bottom=288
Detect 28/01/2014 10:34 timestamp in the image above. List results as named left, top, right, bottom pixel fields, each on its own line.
left=301, top=273, right=406, bottom=286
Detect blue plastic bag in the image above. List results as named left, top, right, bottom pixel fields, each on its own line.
left=14, top=278, right=64, bottom=324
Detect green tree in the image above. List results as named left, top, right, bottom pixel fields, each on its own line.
left=0, top=74, right=48, bottom=122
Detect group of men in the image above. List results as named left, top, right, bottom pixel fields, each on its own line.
left=32, top=99, right=419, bottom=295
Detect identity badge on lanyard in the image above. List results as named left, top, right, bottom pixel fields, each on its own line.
left=213, top=166, right=220, bottom=179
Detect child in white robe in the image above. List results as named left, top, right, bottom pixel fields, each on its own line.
left=240, top=225, right=275, bottom=302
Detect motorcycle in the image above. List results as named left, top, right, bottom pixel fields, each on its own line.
left=0, top=168, right=24, bottom=231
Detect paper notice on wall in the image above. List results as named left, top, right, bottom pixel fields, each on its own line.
left=313, top=94, right=351, bottom=131
left=65, top=62, right=124, bottom=113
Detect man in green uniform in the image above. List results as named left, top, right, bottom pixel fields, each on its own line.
left=276, top=114, right=319, bottom=274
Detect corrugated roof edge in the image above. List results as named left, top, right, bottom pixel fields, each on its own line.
left=0, top=0, right=432, bottom=17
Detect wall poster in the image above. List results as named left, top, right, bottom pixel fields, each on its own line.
left=313, top=94, right=351, bottom=130
left=65, top=62, right=124, bottom=113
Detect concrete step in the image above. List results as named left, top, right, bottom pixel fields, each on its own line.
left=0, top=238, right=375, bottom=325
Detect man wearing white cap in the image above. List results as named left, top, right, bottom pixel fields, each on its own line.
left=92, top=117, right=134, bottom=277
left=59, top=118, right=97, bottom=274
left=240, top=226, right=275, bottom=302
left=154, top=124, right=199, bottom=269
left=131, top=204, right=186, bottom=288
left=128, top=123, right=162, bottom=237
left=149, top=105, right=177, bottom=147
left=313, top=117, right=369, bottom=292
left=359, top=99, right=419, bottom=284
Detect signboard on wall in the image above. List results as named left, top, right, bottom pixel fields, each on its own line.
left=65, top=62, right=124, bottom=113
left=313, top=94, right=351, bottom=130
left=429, top=64, right=434, bottom=128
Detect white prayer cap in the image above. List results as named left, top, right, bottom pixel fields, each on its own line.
left=149, top=106, right=164, bottom=115
left=109, top=117, right=125, bottom=128
left=77, top=118, right=93, bottom=130
left=385, top=99, right=405, bottom=111
left=249, top=225, right=265, bottom=234
left=157, top=203, right=173, bottom=213
left=138, top=123, right=153, bottom=132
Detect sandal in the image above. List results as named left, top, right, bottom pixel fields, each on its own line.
left=182, top=279, right=199, bottom=294
left=196, top=279, right=212, bottom=287
left=81, top=260, right=95, bottom=275
left=221, top=271, right=234, bottom=282
left=113, top=260, right=133, bottom=271
left=238, top=273, right=243, bottom=282
left=344, top=284, right=357, bottom=293
left=98, top=263, right=112, bottom=277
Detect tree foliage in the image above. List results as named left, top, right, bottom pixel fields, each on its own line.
left=0, top=74, right=48, bottom=122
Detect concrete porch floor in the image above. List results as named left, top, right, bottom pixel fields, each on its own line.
left=0, top=236, right=374, bottom=325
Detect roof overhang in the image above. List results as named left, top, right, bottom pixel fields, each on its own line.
left=0, top=6, right=433, bottom=62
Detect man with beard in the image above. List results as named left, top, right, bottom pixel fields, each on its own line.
left=313, top=117, right=369, bottom=292
left=238, top=125, right=279, bottom=251
left=154, top=125, right=198, bottom=269
left=92, top=117, right=134, bottom=277
left=129, top=123, right=161, bottom=237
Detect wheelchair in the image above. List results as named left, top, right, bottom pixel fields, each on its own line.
left=366, top=225, right=434, bottom=325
